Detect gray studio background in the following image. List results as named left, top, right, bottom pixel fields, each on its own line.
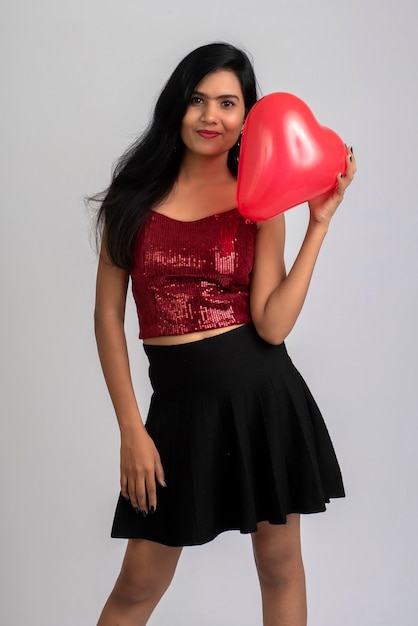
left=1, top=0, right=417, bottom=624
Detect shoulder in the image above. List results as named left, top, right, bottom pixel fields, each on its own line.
left=254, top=213, right=285, bottom=251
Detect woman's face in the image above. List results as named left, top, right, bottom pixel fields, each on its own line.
left=180, top=69, right=245, bottom=158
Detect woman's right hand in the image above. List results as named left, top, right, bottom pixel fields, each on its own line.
left=120, top=427, right=166, bottom=514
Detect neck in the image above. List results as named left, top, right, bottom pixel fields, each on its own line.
left=179, top=150, right=232, bottom=186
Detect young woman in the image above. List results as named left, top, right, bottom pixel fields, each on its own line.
left=94, top=42, right=356, bottom=626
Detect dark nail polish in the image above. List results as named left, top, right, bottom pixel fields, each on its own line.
left=150, top=506, right=155, bottom=514
left=349, top=155, right=352, bottom=162
left=350, top=146, right=354, bottom=154
left=123, top=495, right=130, bottom=501
left=134, top=507, right=140, bottom=514
left=141, top=510, right=148, bottom=518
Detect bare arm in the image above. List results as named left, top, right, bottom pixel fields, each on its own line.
left=94, top=237, right=165, bottom=513
left=250, top=150, right=356, bottom=344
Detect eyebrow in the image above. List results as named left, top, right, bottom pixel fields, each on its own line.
left=192, top=90, right=240, bottom=101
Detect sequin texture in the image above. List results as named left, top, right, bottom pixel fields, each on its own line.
left=130, top=209, right=257, bottom=339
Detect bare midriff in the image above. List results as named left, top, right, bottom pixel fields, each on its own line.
left=143, top=323, right=245, bottom=346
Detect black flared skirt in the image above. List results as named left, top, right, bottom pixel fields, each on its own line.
left=111, top=324, right=344, bottom=546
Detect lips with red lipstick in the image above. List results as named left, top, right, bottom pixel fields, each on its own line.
left=197, top=130, right=221, bottom=139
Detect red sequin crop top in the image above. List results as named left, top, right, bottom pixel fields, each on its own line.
left=130, top=208, right=258, bottom=339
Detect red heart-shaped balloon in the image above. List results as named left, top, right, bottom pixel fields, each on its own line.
left=237, top=93, right=346, bottom=221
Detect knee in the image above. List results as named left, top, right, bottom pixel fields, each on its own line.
left=254, top=547, right=304, bottom=589
left=111, top=568, right=166, bottom=607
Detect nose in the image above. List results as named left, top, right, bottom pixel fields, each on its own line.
left=200, top=100, right=218, bottom=123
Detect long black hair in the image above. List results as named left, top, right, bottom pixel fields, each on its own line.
left=94, top=42, right=258, bottom=269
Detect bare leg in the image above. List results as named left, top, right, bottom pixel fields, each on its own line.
left=97, top=539, right=182, bottom=626
left=252, top=515, right=307, bottom=626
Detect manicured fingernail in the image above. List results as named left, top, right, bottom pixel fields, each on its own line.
left=149, top=506, right=155, bottom=514
left=162, top=480, right=167, bottom=488
left=141, top=510, right=148, bottom=518
left=349, top=155, right=352, bottom=162
left=134, top=507, right=140, bottom=514
left=350, top=146, right=354, bottom=154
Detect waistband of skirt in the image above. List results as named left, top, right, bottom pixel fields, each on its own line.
left=142, top=324, right=288, bottom=394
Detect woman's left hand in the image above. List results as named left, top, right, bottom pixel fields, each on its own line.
left=308, top=147, right=357, bottom=227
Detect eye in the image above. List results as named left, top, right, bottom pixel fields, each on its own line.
left=221, top=100, right=234, bottom=108
left=190, top=95, right=204, bottom=105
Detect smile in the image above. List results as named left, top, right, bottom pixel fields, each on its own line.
left=197, top=130, right=221, bottom=139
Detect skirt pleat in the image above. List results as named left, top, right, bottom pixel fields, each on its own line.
left=111, top=324, right=345, bottom=546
